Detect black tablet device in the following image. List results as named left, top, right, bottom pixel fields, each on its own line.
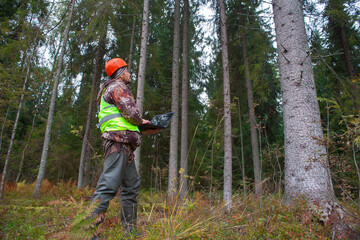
left=138, top=112, right=175, bottom=131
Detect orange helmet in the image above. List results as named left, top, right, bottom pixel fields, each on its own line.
left=105, top=58, right=128, bottom=77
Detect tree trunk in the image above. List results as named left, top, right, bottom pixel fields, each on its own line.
left=134, top=0, right=150, bottom=171
left=219, top=0, right=232, bottom=212
left=326, top=0, right=355, bottom=79
left=339, top=24, right=355, bottom=79
left=237, top=98, right=246, bottom=197
left=77, top=33, right=106, bottom=189
left=351, top=142, right=360, bottom=211
left=128, top=15, right=136, bottom=71
left=238, top=6, right=261, bottom=198
left=155, top=135, right=159, bottom=192
left=0, top=103, right=11, bottom=155
left=168, top=0, right=181, bottom=200
left=272, top=0, right=338, bottom=223
left=325, top=0, right=359, bottom=110
left=210, top=115, right=222, bottom=205
left=242, top=34, right=261, bottom=198
left=0, top=30, right=42, bottom=199
left=0, top=68, right=31, bottom=199
left=33, top=0, right=75, bottom=198
left=16, top=100, right=40, bottom=183
left=82, top=141, right=91, bottom=186
left=179, top=0, right=189, bottom=201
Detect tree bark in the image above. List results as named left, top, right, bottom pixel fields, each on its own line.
left=134, top=0, right=150, bottom=171
left=168, top=0, right=181, bottom=200
left=179, top=0, right=189, bottom=201
left=241, top=28, right=261, bottom=198
left=33, top=0, right=76, bottom=198
left=77, top=33, right=106, bottom=189
left=272, top=0, right=336, bottom=220
left=219, top=0, right=232, bottom=212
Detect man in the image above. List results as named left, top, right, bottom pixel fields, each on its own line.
left=89, top=58, right=158, bottom=239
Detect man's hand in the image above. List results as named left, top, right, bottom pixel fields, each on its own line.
left=141, top=119, right=161, bottom=135
left=142, top=128, right=161, bottom=135
left=142, top=119, right=151, bottom=124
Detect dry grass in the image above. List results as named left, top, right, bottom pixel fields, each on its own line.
left=1, top=180, right=352, bottom=239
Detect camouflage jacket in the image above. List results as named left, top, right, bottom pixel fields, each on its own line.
left=100, top=79, right=142, bottom=161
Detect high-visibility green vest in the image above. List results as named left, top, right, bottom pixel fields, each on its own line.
left=98, top=94, right=140, bottom=133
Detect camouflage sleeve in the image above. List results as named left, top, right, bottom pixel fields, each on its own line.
left=103, top=81, right=143, bottom=126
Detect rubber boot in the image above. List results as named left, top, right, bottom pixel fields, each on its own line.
left=121, top=205, right=140, bottom=236
left=89, top=213, right=105, bottom=240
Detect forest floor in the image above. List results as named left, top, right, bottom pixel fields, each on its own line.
left=0, top=180, right=356, bottom=239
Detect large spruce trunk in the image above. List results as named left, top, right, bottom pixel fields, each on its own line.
left=272, top=2, right=360, bottom=236
left=272, top=0, right=334, bottom=206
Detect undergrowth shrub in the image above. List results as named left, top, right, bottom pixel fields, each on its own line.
left=0, top=181, right=337, bottom=239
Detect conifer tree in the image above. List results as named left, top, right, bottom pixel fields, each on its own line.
left=272, top=1, right=351, bottom=235
left=33, top=0, right=76, bottom=198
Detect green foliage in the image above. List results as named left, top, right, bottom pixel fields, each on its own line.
left=0, top=0, right=359, bottom=224
left=312, top=0, right=360, bottom=115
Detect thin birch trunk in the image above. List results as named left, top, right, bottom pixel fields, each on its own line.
left=179, top=0, right=189, bottom=201
left=78, top=34, right=106, bottom=189
left=168, top=0, right=181, bottom=199
left=33, top=0, right=76, bottom=198
left=219, top=0, right=232, bottom=211
left=134, top=0, right=150, bottom=171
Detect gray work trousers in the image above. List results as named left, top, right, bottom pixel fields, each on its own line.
left=90, top=149, right=140, bottom=215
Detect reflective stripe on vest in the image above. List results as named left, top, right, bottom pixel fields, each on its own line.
left=98, top=95, right=140, bottom=133
left=98, top=113, right=122, bottom=127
